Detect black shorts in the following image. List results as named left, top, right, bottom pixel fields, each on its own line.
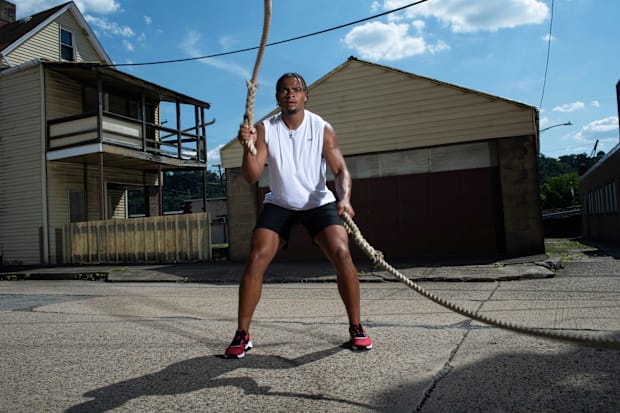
left=255, top=202, right=343, bottom=243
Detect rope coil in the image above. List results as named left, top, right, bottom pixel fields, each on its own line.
left=341, top=212, right=620, bottom=350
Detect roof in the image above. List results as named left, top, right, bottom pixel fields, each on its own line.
left=337, top=57, right=534, bottom=110
left=0, top=1, right=111, bottom=64
left=220, top=57, right=538, bottom=167
left=43, top=61, right=211, bottom=108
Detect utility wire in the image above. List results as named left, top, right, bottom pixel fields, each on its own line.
left=106, top=0, right=430, bottom=68
left=538, top=0, right=555, bottom=109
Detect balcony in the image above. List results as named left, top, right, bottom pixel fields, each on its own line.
left=47, top=111, right=207, bottom=170
left=43, top=61, right=211, bottom=171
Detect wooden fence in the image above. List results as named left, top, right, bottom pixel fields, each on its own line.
left=62, top=213, right=213, bottom=264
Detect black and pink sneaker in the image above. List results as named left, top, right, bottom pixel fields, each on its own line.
left=349, top=323, right=373, bottom=350
left=225, top=329, right=253, bottom=358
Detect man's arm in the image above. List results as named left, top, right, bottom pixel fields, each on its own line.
left=239, top=122, right=268, bottom=184
left=323, top=123, right=355, bottom=218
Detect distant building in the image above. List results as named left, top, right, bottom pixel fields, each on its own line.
left=580, top=80, right=620, bottom=244
left=220, top=57, right=544, bottom=262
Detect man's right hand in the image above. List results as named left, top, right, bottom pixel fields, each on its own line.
left=238, top=124, right=257, bottom=149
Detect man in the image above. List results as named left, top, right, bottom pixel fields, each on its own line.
left=225, top=72, right=372, bottom=358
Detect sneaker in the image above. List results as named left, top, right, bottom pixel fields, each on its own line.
left=225, top=329, right=253, bottom=359
left=349, top=323, right=372, bottom=350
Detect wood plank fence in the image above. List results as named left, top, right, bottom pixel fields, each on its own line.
left=62, top=213, right=213, bottom=264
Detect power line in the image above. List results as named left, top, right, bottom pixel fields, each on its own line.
left=538, top=0, right=555, bottom=109
left=105, top=0, right=431, bottom=68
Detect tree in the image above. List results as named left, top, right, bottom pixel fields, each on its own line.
left=540, top=172, right=579, bottom=209
left=537, top=152, right=604, bottom=210
left=127, top=169, right=226, bottom=215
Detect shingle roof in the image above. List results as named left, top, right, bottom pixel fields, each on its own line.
left=0, top=2, right=71, bottom=51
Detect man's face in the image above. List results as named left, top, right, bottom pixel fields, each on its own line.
left=276, top=77, right=307, bottom=114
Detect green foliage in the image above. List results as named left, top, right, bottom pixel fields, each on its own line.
left=537, top=152, right=604, bottom=209
left=128, top=169, right=226, bottom=215
left=540, top=172, right=579, bottom=209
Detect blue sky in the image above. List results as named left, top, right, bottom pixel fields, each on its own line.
left=16, top=0, right=620, bottom=169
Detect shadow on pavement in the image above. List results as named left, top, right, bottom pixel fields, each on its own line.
left=65, top=345, right=378, bottom=413
left=378, top=333, right=620, bottom=412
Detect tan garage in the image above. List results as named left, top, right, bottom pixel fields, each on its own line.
left=220, top=57, right=544, bottom=262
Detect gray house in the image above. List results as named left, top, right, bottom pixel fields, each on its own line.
left=0, top=1, right=214, bottom=265
left=220, top=57, right=544, bottom=262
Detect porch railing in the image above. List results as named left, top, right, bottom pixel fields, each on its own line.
left=48, top=111, right=206, bottom=163
left=62, top=213, right=213, bottom=264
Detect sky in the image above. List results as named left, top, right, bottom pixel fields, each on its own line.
left=15, top=0, right=620, bottom=169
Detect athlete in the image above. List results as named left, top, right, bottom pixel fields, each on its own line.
left=225, top=72, right=372, bottom=358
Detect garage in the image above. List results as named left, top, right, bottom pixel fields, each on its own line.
left=221, top=57, right=543, bottom=262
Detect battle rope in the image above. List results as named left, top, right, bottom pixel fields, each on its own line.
left=239, top=0, right=618, bottom=351
left=341, top=212, right=620, bottom=350
left=243, top=0, right=272, bottom=156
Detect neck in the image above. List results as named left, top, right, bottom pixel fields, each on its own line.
left=281, top=109, right=304, bottom=131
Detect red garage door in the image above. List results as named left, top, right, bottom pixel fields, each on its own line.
left=259, top=167, right=505, bottom=261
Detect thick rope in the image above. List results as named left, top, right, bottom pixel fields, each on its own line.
left=341, top=212, right=620, bottom=350
left=243, top=0, right=272, bottom=156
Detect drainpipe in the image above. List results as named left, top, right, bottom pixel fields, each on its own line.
left=97, top=72, right=105, bottom=220
left=40, top=63, right=50, bottom=264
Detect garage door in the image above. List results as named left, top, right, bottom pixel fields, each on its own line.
left=262, top=166, right=505, bottom=261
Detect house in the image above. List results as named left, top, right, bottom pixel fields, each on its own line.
left=0, top=1, right=213, bottom=265
left=220, top=57, right=545, bottom=262
left=579, top=80, right=620, bottom=243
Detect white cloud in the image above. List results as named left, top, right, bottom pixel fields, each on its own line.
left=180, top=31, right=250, bottom=79
left=552, top=101, right=585, bottom=113
left=85, top=15, right=134, bottom=37
left=382, top=0, right=549, bottom=33
left=574, top=116, right=619, bottom=144
left=344, top=0, right=546, bottom=62
left=542, top=34, right=555, bottom=41
left=75, top=0, right=120, bottom=14
left=144, top=15, right=152, bottom=25
left=591, top=100, right=600, bottom=108
left=123, top=39, right=134, bottom=52
left=207, top=144, right=224, bottom=166
left=16, top=0, right=120, bottom=17
left=343, top=21, right=431, bottom=61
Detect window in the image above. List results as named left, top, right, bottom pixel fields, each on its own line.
left=60, top=27, right=75, bottom=61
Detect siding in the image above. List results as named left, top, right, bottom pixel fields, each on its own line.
left=46, top=162, right=159, bottom=262
left=0, top=65, right=45, bottom=264
left=220, top=59, right=537, bottom=168
left=45, top=69, right=83, bottom=120
left=6, top=10, right=101, bottom=65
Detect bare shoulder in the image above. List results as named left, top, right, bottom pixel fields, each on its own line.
left=323, top=122, right=338, bottom=146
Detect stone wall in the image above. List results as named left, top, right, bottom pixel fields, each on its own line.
left=225, top=167, right=257, bottom=261
left=497, top=135, right=545, bottom=256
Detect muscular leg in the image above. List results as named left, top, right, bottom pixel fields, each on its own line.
left=314, top=225, right=361, bottom=324
left=237, top=228, right=283, bottom=332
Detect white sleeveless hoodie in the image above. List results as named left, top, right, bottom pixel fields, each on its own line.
left=262, top=110, right=336, bottom=210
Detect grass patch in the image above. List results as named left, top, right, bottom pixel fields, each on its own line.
left=544, top=239, right=587, bottom=256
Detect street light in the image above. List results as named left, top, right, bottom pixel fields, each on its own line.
left=540, top=121, right=573, bottom=132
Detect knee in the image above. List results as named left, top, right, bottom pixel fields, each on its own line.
left=327, top=241, right=353, bottom=266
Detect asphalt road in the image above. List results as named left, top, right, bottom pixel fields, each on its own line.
left=1, top=255, right=619, bottom=412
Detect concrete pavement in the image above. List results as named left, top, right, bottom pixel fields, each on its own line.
left=1, top=238, right=619, bottom=412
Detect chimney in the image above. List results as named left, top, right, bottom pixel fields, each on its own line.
left=0, top=0, right=16, bottom=28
